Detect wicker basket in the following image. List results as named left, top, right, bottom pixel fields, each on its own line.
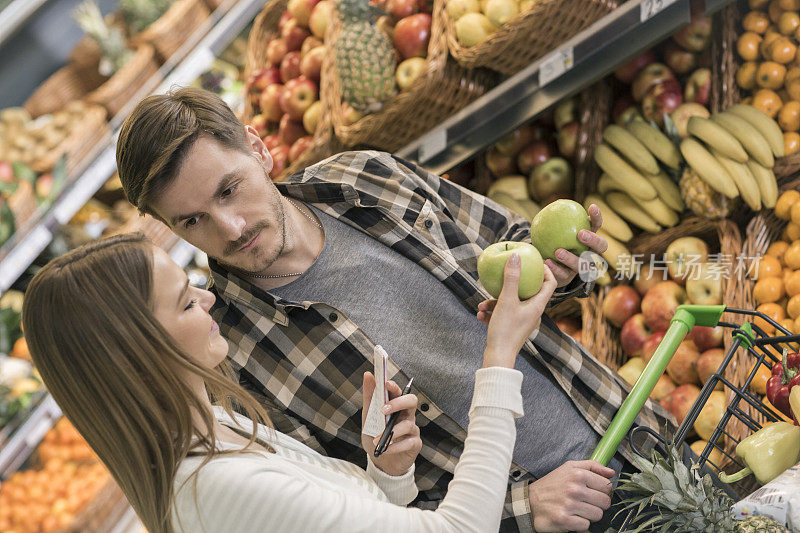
left=443, top=0, right=620, bottom=76
left=573, top=78, right=614, bottom=205
left=323, top=0, right=496, bottom=151
left=23, top=64, right=108, bottom=119
left=31, top=104, right=110, bottom=175
left=86, top=45, right=162, bottom=119
left=242, top=0, right=338, bottom=181
left=548, top=295, right=607, bottom=358
left=130, top=0, right=211, bottom=62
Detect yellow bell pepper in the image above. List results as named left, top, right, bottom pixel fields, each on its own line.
left=719, top=422, right=800, bottom=485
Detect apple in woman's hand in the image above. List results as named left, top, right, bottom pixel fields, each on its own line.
left=478, top=242, right=544, bottom=299
left=531, top=199, right=590, bottom=261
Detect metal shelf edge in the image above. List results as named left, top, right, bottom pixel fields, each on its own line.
left=0, top=0, right=50, bottom=48
left=0, top=393, right=61, bottom=478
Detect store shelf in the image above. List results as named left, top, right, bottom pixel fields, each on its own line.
left=0, top=393, right=60, bottom=478
left=0, top=0, right=263, bottom=295
left=395, top=0, right=733, bottom=174
left=0, top=0, right=50, bottom=48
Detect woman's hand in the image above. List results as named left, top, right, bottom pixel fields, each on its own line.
left=546, top=204, right=608, bottom=287
left=477, top=253, right=558, bottom=368
left=361, top=372, right=422, bottom=477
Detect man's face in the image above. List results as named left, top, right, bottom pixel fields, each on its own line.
left=149, top=135, right=286, bottom=274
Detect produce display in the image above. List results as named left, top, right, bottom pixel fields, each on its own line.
left=446, top=0, right=534, bottom=47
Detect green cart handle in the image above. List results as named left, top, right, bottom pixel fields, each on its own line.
left=590, top=304, right=726, bottom=466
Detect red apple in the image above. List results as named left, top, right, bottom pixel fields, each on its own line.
left=278, top=11, right=294, bottom=32
left=300, top=46, right=325, bottom=82
left=301, top=36, right=324, bottom=57
left=289, top=135, right=314, bottom=163
left=527, top=157, right=572, bottom=201
left=494, top=125, right=534, bottom=156
left=35, top=173, right=53, bottom=198
left=280, top=51, right=303, bottom=82
left=279, top=114, right=307, bottom=145
left=266, top=39, right=289, bottom=67
left=614, top=49, right=657, bottom=84
left=666, top=237, right=709, bottom=285
left=556, top=121, right=579, bottom=158
left=660, top=384, right=701, bottom=425
left=641, top=330, right=667, bottom=363
left=689, top=325, right=724, bottom=352
left=309, top=1, right=333, bottom=39
left=395, top=56, right=426, bottom=90
left=684, top=68, right=711, bottom=106
left=641, top=79, right=683, bottom=126
left=664, top=40, right=698, bottom=75
left=282, top=19, right=311, bottom=51
left=303, top=100, right=322, bottom=134
left=612, top=94, right=636, bottom=123
left=651, top=374, right=677, bottom=401
left=263, top=134, right=282, bottom=151
left=603, top=285, right=641, bottom=328
left=620, top=313, right=654, bottom=357
left=634, top=264, right=665, bottom=296
left=555, top=317, right=581, bottom=336
left=672, top=15, right=712, bottom=52
left=250, top=114, right=269, bottom=138
left=485, top=147, right=517, bottom=177
left=0, top=161, right=13, bottom=183
left=666, top=340, right=701, bottom=385
left=287, top=0, right=320, bottom=27
left=271, top=144, right=291, bottom=177
left=393, top=13, right=431, bottom=59
left=250, top=67, right=281, bottom=92
left=386, top=0, right=419, bottom=20
left=632, top=63, right=676, bottom=102
left=280, top=76, right=318, bottom=119
left=642, top=280, right=689, bottom=332
left=260, top=84, right=285, bottom=122
left=670, top=102, right=710, bottom=138
left=696, top=348, right=725, bottom=389
left=553, top=98, right=577, bottom=131
left=516, top=141, right=551, bottom=174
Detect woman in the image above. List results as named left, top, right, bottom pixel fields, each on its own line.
left=22, top=233, right=558, bottom=533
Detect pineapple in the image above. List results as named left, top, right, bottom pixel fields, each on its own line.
left=680, top=167, right=736, bottom=220
left=73, top=1, right=133, bottom=76
left=119, top=0, right=174, bottom=34
left=335, top=0, right=397, bottom=114
left=615, top=444, right=788, bottom=533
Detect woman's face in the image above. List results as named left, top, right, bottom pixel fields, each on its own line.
left=150, top=247, right=228, bottom=369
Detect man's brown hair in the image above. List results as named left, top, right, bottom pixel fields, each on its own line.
left=116, top=87, right=250, bottom=217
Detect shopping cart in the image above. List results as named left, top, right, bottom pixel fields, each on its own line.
left=590, top=304, right=800, bottom=523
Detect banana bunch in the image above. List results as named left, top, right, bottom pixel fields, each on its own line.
left=679, top=105, right=781, bottom=212
left=485, top=175, right=542, bottom=223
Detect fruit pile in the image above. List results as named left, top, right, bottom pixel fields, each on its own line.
left=750, top=190, right=800, bottom=336
left=0, top=104, right=85, bottom=173
left=0, top=418, right=111, bottom=533
left=446, top=0, right=535, bottom=46
left=600, top=236, right=730, bottom=447
left=245, top=0, right=331, bottom=176
left=736, top=0, right=800, bottom=155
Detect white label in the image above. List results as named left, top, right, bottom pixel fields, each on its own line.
left=418, top=129, right=447, bottom=164
left=0, top=225, right=52, bottom=293
left=640, top=0, right=678, bottom=21
left=538, top=47, right=574, bottom=88
left=363, top=345, right=390, bottom=437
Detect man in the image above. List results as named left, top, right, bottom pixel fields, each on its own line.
left=116, top=88, right=673, bottom=531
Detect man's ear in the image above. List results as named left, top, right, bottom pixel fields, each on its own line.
left=246, top=125, right=274, bottom=174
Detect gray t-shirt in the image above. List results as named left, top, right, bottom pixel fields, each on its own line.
left=271, top=205, right=605, bottom=478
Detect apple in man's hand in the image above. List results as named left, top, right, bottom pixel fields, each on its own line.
left=478, top=241, right=544, bottom=299
left=531, top=199, right=590, bottom=261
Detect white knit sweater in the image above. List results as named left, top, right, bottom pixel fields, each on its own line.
left=171, top=367, right=524, bottom=533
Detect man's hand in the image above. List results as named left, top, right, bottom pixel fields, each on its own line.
left=546, top=204, right=607, bottom=288
left=529, top=460, right=614, bottom=532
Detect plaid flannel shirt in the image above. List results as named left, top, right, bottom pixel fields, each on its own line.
left=208, top=151, right=674, bottom=532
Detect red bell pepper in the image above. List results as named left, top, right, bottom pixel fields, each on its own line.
left=766, top=349, right=800, bottom=418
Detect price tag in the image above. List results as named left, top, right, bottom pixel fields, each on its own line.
left=538, top=47, right=574, bottom=88
left=0, top=225, right=52, bottom=292
left=418, top=129, right=447, bottom=163
left=640, top=0, right=678, bottom=22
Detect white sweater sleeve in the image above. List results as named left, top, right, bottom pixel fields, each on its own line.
left=173, top=367, right=523, bottom=533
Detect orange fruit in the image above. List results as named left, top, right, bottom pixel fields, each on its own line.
left=746, top=10, right=773, bottom=32
left=753, top=88, right=784, bottom=117
left=758, top=61, right=788, bottom=87
left=784, top=131, right=800, bottom=153
left=779, top=100, right=800, bottom=129
left=788, top=65, right=800, bottom=82
left=9, top=337, right=29, bottom=360
left=785, top=221, right=800, bottom=241
left=737, top=61, right=760, bottom=89
left=770, top=0, right=784, bottom=22
left=743, top=96, right=755, bottom=105
left=769, top=36, right=798, bottom=63
left=791, top=200, right=800, bottom=224
left=754, top=276, right=786, bottom=303
left=749, top=362, right=773, bottom=394
left=776, top=189, right=800, bottom=219
left=780, top=0, right=800, bottom=8
left=786, top=269, right=800, bottom=295
left=762, top=29, right=783, bottom=56
left=739, top=32, right=764, bottom=60
left=751, top=0, right=770, bottom=8
left=768, top=239, right=790, bottom=263
left=757, top=253, right=783, bottom=279
left=778, top=317, right=796, bottom=332
left=785, top=240, right=800, bottom=269
left=780, top=88, right=793, bottom=103
left=788, top=293, right=800, bottom=318
left=779, top=11, right=800, bottom=33
left=756, top=302, right=786, bottom=333
left=795, top=313, right=800, bottom=332
left=788, top=77, right=800, bottom=100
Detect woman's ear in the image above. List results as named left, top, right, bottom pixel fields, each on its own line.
left=245, top=125, right=274, bottom=174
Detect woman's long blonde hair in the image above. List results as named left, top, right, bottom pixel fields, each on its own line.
left=22, top=233, right=271, bottom=532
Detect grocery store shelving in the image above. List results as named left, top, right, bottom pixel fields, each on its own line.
left=0, top=0, right=264, bottom=295
left=0, top=393, right=60, bottom=478
left=0, top=0, right=50, bottom=48
left=396, top=0, right=732, bottom=174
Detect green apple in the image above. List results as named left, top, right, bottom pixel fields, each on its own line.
left=531, top=199, right=591, bottom=261
left=477, top=241, right=544, bottom=299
